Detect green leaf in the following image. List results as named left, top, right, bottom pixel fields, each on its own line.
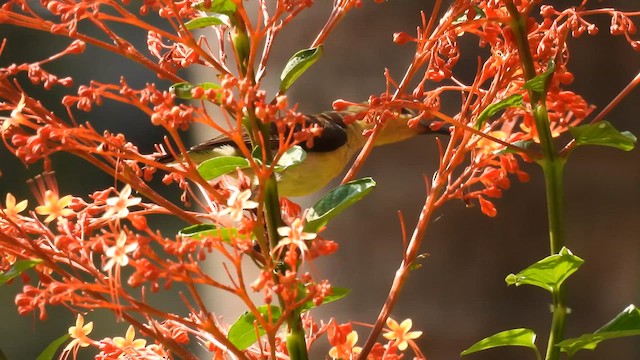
left=197, top=156, right=250, bottom=180
left=0, top=259, right=43, bottom=286
left=184, top=15, right=228, bottom=30
left=409, top=253, right=430, bottom=271
left=250, top=145, right=264, bottom=163
left=226, top=288, right=349, bottom=350
left=274, top=146, right=307, bottom=172
left=494, top=140, right=534, bottom=155
left=304, top=177, right=376, bottom=233
left=178, top=224, right=242, bottom=242
left=558, top=304, right=640, bottom=357
left=192, top=0, right=236, bottom=16
left=0, top=347, right=6, bottom=360
left=505, top=247, right=583, bottom=293
left=475, top=94, right=523, bottom=129
left=279, top=46, right=323, bottom=93
left=300, top=287, right=350, bottom=312
left=523, top=61, right=556, bottom=94
left=36, top=333, right=70, bottom=360
left=461, top=328, right=537, bottom=356
left=169, top=82, right=221, bottom=101
left=228, top=305, right=282, bottom=350
left=453, top=5, right=486, bottom=25
left=569, top=121, right=636, bottom=151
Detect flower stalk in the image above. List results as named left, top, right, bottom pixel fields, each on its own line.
left=506, top=2, right=567, bottom=359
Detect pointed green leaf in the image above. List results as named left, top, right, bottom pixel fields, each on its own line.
left=304, top=178, right=376, bottom=233
left=597, top=304, right=640, bottom=332
left=197, top=156, right=250, bottom=180
left=36, top=333, right=70, bottom=360
left=169, top=82, right=221, bottom=101
left=505, top=247, right=583, bottom=293
left=558, top=305, right=640, bottom=356
left=569, top=121, right=636, bottom=151
left=0, top=259, right=43, bottom=286
left=453, top=5, right=486, bottom=25
left=523, top=61, right=556, bottom=94
left=300, top=287, right=350, bottom=312
left=494, top=140, right=534, bottom=155
left=475, top=94, right=523, bottom=129
left=178, top=224, right=242, bottom=242
left=274, top=146, right=307, bottom=172
left=461, top=328, right=537, bottom=356
left=228, top=305, right=282, bottom=350
left=279, top=46, right=323, bottom=93
left=250, top=145, right=265, bottom=164
left=409, top=253, right=430, bottom=271
left=192, top=0, right=236, bottom=16
left=184, top=15, right=228, bottom=30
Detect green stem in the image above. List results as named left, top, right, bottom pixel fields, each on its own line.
left=506, top=3, right=568, bottom=360
left=231, top=13, right=309, bottom=359
left=539, top=128, right=566, bottom=255
left=285, top=310, right=309, bottom=360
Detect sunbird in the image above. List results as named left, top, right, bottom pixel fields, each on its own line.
left=156, top=106, right=444, bottom=197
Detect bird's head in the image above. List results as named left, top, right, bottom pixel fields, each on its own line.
left=353, top=107, right=443, bottom=146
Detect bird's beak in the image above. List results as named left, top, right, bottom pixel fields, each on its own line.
left=416, top=118, right=432, bottom=133
left=416, top=118, right=451, bottom=135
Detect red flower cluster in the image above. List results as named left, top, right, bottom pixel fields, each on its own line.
left=1, top=0, right=638, bottom=359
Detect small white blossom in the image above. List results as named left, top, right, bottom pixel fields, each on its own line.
left=103, top=184, right=141, bottom=219
left=103, top=231, right=138, bottom=271
left=272, top=218, right=316, bottom=258
left=218, top=188, right=258, bottom=222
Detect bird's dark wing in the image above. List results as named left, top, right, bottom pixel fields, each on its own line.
left=154, top=111, right=351, bottom=163
left=296, top=111, right=349, bottom=153
left=187, top=131, right=255, bottom=154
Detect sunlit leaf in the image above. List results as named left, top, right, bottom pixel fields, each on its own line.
left=227, top=287, right=349, bottom=351
left=279, top=46, right=323, bottom=93
left=192, top=0, right=236, bottom=16
left=505, top=247, right=583, bottom=293
left=197, top=156, right=250, bottom=180
left=453, top=5, right=486, bottom=25
left=494, top=140, right=534, bottom=155
left=228, top=305, right=282, bottom=350
left=558, top=304, right=640, bottom=357
left=184, top=15, right=228, bottom=30
left=461, top=328, right=537, bottom=356
left=475, top=94, right=523, bottom=129
left=305, top=178, right=376, bottom=233
left=300, top=287, right=350, bottom=312
left=169, top=82, right=221, bottom=101
left=0, top=259, right=43, bottom=286
left=178, top=224, right=242, bottom=242
left=569, top=121, right=636, bottom=151
left=523, top=61, right=556, bottom=94
left=36, top=333, right=70, bottom=360
left=274, top=146, right=307, bottom=172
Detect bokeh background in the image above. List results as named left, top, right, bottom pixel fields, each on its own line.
left=1, top=1, right=639, bottom=359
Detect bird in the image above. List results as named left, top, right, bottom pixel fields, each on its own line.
left=154, top=106, right=445, bottom=197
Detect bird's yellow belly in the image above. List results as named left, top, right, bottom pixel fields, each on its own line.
left=276, top=146, right=352, bottom=197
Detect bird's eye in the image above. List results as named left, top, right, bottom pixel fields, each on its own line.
left=400, top=107, right=416, bottom=116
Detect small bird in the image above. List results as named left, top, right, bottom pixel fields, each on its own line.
left=155, top=106, right=444, bottom=197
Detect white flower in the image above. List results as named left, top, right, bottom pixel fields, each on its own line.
left=103, top=184, right=141, bottom=219
left=103, top=231, right=138, bottom=271
left=272, top=218, right=316, bottom=258
left=218, top=188, right=258, bottom=222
